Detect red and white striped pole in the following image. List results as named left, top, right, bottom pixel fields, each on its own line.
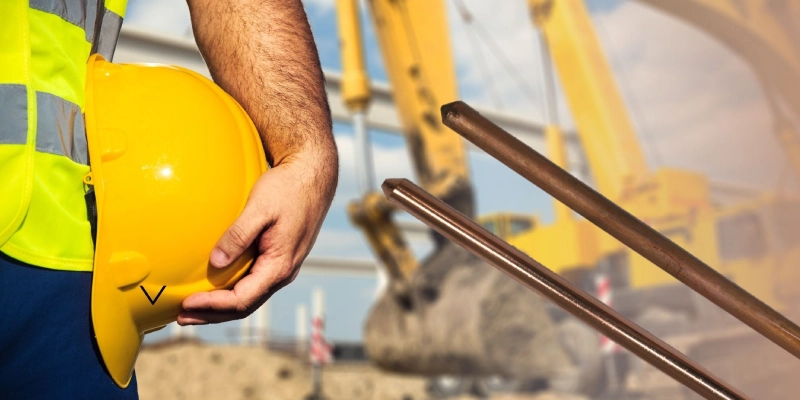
left=595, top=274, right=620, bottom=355
left=308, top=287, right=331, bottom=400
left=596, top=273, right=622, bottom=392
left=310, top=315, right=332, bottom=365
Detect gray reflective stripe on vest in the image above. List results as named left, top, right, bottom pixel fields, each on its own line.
left=0, top=86, right=86, bottom=164
left=0, top=85, right=28, bottom=146
left=36, top=92, right=89, bottom=165
left=19, top=0, right=122, bottom=164
left=95, top=9, right=123, bottom=61
left=29, top=0, right=98, bottom=43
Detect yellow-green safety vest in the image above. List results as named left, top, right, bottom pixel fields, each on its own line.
left=0, top=0, right=128, bottom=271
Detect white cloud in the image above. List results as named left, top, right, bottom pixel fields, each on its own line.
left=446, top=0, right=548, bottom=118
left=125, top=0, right=192, bottom=37
left=309, top=228, right=369, bottom=257
left=331, top=133, right=415, bottom=208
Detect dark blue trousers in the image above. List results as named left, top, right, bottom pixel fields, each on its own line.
left=0, top=253, right=138, bottom=399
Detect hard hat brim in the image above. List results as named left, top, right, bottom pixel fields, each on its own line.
left=92, top=270, right=143, bottom=388
left=86, top=54, right=141, bottom=388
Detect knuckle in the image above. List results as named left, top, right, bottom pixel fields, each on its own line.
left=275, top=267, right=296, bottom=283
left=225, top=224, right=251, bottom=250
left=236, top=298, right=253, bottom=315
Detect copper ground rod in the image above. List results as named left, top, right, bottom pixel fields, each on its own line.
left=440, top=100, right=800, bottom=361
left=383, top=178, right=749, bottom=400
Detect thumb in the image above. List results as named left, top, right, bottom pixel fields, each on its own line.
left=210, top=205, right=267, bottom=268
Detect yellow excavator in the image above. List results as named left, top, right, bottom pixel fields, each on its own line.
left=522, top=0, right=800, bottom=310
left=335, top=0, right=800, bottom=397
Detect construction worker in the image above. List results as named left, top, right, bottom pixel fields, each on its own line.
left=0, top=0, right=338, bottom=398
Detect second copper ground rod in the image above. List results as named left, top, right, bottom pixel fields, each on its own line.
left=439, top=100, right=800, bottom=361
left=383, top=178, right=748, bottom=400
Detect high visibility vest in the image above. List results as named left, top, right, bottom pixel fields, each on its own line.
left=0, top=0, right=128, bottom=271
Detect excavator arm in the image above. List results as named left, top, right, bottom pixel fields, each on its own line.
left=529, top=0, right=650, bottom=199
left=364, top=0, right=472, bottom=214
left=336, top=0, right=474, bottom=288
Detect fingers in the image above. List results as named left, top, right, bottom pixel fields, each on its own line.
left=211, top=203, right=269, bottom=268
left=182, top=289, right=245, bottom=313
left=178, top=286, right=259, bottom=325
left=178, top=256, right=299, bottom=325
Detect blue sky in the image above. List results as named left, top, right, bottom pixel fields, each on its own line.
left=128, top=0, right=790, bottom=343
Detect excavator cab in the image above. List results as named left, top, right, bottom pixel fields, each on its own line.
left=716, top=196, right=800, bottom=309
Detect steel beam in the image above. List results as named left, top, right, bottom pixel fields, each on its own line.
left=113, top=25, right=586, bottom=171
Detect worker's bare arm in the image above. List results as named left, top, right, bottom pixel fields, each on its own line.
left=178, top=0, right=338, bottom=324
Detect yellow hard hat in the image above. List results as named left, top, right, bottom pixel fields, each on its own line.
left=84, top=54, right=267, bottom=388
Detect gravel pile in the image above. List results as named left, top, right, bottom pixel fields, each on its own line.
left=135, top=340, right=587, bottom=400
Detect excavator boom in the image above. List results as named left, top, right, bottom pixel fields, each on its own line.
left=366, top=0, right=474, bottom=218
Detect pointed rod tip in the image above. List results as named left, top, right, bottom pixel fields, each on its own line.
left=440, top=101, right=466, bottom=123
left=381, top=178, right=403, bottom=198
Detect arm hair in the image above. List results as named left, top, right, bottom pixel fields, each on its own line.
left=187, top=0, right=338, bottom=200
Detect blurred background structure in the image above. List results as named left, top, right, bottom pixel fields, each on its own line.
left=125, top=0, right=800, bottom=399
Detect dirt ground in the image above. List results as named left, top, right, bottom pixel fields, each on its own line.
left=135, top=340, right=585, bottom=400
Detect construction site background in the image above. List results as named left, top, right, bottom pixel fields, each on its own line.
left=123, top=0, right=800, bottom=398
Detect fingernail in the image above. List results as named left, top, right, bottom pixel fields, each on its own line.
left=210, top=248, right=229, bottom=268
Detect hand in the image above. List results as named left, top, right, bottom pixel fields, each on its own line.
left=177, top=153, right=336, bottom=325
